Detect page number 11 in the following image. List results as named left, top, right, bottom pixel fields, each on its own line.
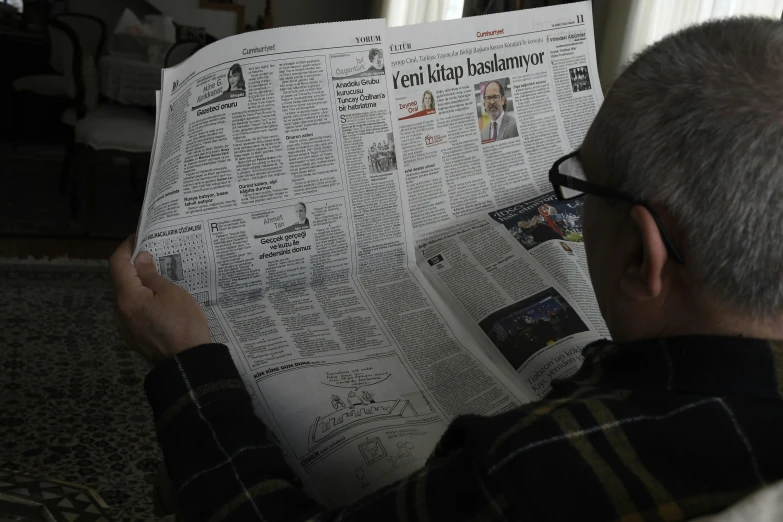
left=576, top=14, right=584, bottom=23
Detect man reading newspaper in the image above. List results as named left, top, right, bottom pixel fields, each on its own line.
left=110, top=18, right=783, bottom=522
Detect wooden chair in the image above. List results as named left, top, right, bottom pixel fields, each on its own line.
left=11, top=23, right=67, bottom=99
left=9, top=17, right=69, bottom=147
left=10, top=12, right=95, bottom=102
left=52, top=13, right=107, bottom=194
left=55, top=18, right=156, bottom=229
left=165, top=40, right=202, bottom=67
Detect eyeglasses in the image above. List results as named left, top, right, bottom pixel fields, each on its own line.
left=549, top=150, right=685, bottom=264
left=485, top=95, right=502, bottom=103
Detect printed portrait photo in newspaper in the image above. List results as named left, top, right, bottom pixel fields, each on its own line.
left=475, top=78, right=520, bottom=144
left=396, top=89, right=437, bottom=121
left=292, top=202, right=310, bottom=229
left=159, top=254, right=184, bottom=281
left=332, top=48, right=386, bottom=80
left=478, top=287, right=589, bottom=370
left=489, top=193, right=584, bottom=251
left=191, top=62, right=247, bottom=110
left=368, top=48, right=384, bottom=72
left=252, top=202, right=311, bottom=240
left=422, top=90, right=435, bottom=112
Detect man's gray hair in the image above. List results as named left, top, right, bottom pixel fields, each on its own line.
left=596, top=17, right=783, bottom=316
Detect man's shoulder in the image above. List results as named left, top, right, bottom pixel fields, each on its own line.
left=500, top=112, right=519, bottom=138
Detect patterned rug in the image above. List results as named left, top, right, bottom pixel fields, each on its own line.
left=0, top=260, right=161, bottom=522
left=0, top=469, right=113, bottom=521
left=0, top=142, right=142, bottom=239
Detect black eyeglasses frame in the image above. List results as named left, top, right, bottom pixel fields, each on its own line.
left=549, top=150, right=685, bottom=264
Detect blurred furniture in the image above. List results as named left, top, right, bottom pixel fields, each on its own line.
left=7, top=6, right=66, bottom=140
left=11, top=22, right=66, bottom=99
left=175, top=23, right=207, bottom=44
left=54, top=12, right=106, bottom=112
left=261, top=0, right=274, bottom=29
left=21, top=0, right=51, bottom=28
left=13, top=14, right=106, bottom=103
left=0, top=2, right=19, bottom=25
left=199, top=0, right=245, bottom=34
left=50, top=13, right=106, bottom=193
left=56, top=12, right=106, bottom=58
left=54, top=17, right=155, bottom=226
left=165, top=39, right=202, bottom=67
left=4, top=25, right=51, bottom=142
left=99, top=54, right=162, bottom=106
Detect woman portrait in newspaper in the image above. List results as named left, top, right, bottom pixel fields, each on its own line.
left=192, top=63, right=247, bottom=110
left=368, top=48, right=384, bottom=71
left=226, top=63, right=246, bottom=92
left=422, top=90, right=435, bottom=111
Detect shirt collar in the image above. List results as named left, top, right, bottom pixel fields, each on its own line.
left=557, top=336, right=783, bottom=401
left=491, top=110, right=504, bottom=124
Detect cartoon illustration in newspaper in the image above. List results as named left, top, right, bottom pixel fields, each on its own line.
left=255, top=354, right=434, bottom=459
left=308, top=372, right=418, bottom=450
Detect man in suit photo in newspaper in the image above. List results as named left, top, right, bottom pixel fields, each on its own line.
left=110, top=17, right=783, bottom=522
left=479, top=79, right=519, bottom=142
left=293, top=202, right=309, bottom=228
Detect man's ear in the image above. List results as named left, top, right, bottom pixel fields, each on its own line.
left=619, top=205, right=668, bottom=300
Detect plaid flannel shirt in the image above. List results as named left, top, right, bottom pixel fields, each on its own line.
left=144, top=336, right=783, bottom=522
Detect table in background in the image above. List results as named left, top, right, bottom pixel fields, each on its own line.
left=99, top=54, right=162, bottom=108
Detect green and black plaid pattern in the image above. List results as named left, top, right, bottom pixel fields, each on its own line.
left=145, top=337, right=783, bottom=522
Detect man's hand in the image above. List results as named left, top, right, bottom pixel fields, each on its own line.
left=109, top=235, right=211, bottom=365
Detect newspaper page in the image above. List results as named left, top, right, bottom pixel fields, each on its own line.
left=388, top=1, right=609, bottom=400
left=132, top=19, right=530, bottom=506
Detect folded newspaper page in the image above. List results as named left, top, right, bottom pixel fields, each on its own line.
left=133, top=2, right=604, bottom=506
left=388, top=1, right=608, bottom=403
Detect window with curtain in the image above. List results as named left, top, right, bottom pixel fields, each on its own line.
left=604, top=0, right=783, bottom=81
left=383, top=0, right=465, bottom=27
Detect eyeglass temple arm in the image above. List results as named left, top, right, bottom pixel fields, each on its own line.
left=549, top=171, right=685, bottom=264
left=637, top=202, right=686, bottom=264
left=550, top=171, right=634, bottom=202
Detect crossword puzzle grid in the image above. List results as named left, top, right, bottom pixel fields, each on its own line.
left=194, top=291, right=230, bottom=343
left=143, top=232, right=208, bottom=292
left=143, top=231, right=229, bottom=344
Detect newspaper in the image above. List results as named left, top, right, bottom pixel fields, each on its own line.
left=388, top=2, right=608, bottom=403
left=133, top=2, right=604, bottom=506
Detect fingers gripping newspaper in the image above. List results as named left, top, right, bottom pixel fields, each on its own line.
left=133, top=2, right=605, bottom=507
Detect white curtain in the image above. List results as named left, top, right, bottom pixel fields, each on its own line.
left=383, top=0, right=465, bottom=27
left=601, top=0, right=783, bottom=84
